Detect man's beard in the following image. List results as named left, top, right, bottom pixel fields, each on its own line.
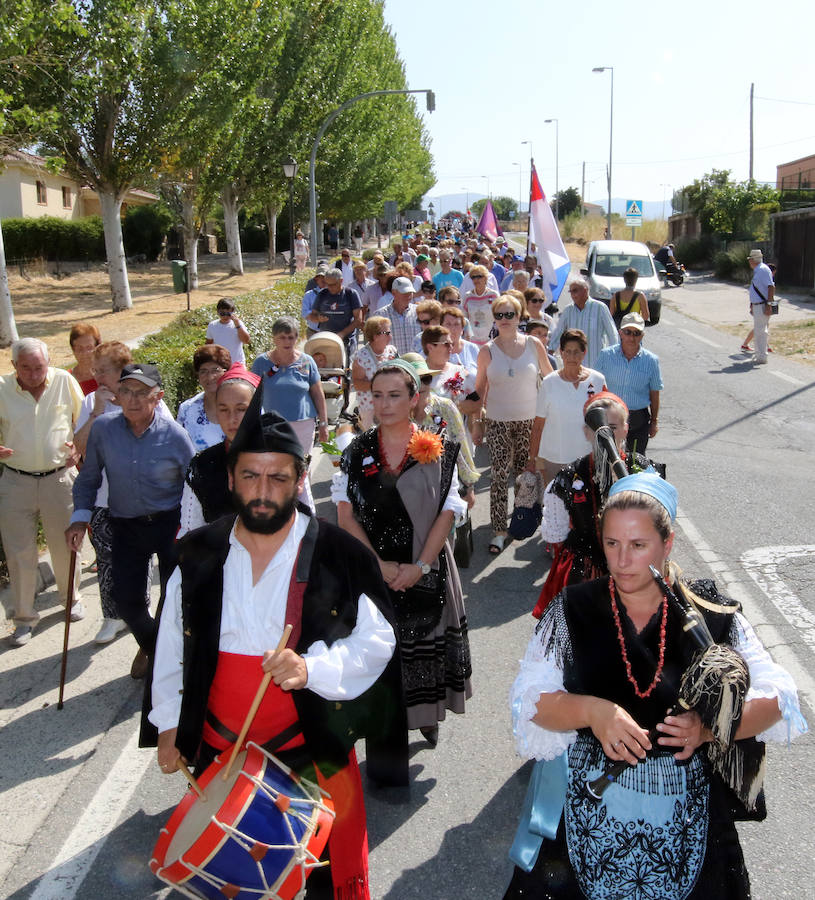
left=232, top=491, right=297, bottom=534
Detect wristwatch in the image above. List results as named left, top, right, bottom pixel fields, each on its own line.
left=415, top=560, right=431, bottom=575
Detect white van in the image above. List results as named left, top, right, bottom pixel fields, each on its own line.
left=581, top=240, right=663, bottom=325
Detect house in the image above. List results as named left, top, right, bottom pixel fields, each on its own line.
left=581, top=201, right=604, bottom=218
left=776, top=153, right=815, bottom=191
left=0, top=150, right=157, bottom=220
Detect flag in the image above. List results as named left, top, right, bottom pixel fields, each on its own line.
left=528, top=165, right=570, bottom=303
left=475, top=199, right=504, bottom=242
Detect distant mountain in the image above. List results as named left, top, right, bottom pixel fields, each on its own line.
left=425, top=194, right=671, bottom=220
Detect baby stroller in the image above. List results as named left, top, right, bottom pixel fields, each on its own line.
left=303, top=331, right=352, bottom=428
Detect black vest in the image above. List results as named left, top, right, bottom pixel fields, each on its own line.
left=173, top=511, right=407, bottom=780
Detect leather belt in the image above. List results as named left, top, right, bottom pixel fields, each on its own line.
left=4, top=464, right=65, bottom=478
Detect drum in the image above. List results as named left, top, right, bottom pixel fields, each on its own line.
left=150, top=742, right=334, bottom=900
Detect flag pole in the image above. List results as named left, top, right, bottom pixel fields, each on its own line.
left=526, top=160, right=535, bottom=256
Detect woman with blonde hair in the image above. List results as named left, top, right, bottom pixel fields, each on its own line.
left=351, top=315, right=398, bottom=429
left=463, top=264, right=500, bottom=345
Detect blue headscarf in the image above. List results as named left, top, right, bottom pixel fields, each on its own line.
left=607, top=472, right=677, bottom=522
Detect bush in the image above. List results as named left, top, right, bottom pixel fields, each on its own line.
left=123, top=203, right=174, bottom=261
left=675, top=235, right=716, bottom=269
left=2, top=215, right=106, bottom=260
left=132, top=273, right=309, bottom=413
left=713, top=246, right=750, bottom=282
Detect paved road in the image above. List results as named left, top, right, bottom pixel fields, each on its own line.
left=2, top=283, right=813, bottom=899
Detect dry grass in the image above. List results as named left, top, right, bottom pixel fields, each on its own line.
left=562, top=216, right=668, bottom=247
left=1, top=252, right=288, bottom=372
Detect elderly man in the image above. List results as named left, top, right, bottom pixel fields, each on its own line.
left=500, top=254, right=526, bottom=291
left=335, top=247, right=355, bottom=286
left=301, top=265, right=328, bottom=337
left=349, top=261, right=375, bottom=308
left=0, top=338, right=84, bottom=646
left=550, top=277, right=619, bottom=368
left=747, top=248, right=775, bottom=365
left=307, top=268, right=363, bottom=354
left=595, top=312, right=664, bottom=453
left=364, top=263, right=392, bottom=316
left=66, top=364, right=194, bottom=677
left=378, top=276, right=420, bottom=354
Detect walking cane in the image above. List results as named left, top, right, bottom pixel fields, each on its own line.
left=57, top=550, right=78, bottom=710
left=222, top=624, right=293, bottom=781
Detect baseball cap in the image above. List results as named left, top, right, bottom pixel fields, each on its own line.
left=619, top=312, right=645, bottom=333
left=392, top=276, right=415, bottom=293
left=119, top=363, right=162, bottom=388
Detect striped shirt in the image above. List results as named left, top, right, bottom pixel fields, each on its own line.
left=377, top=301, right=420, bottom=355
left=594, top=344, right=663, bottom=411
left=549, top=298, right=619, bottom=368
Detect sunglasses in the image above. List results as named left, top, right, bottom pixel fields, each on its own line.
left=472, top=275, right=486, bottom=280
left=621, top=329, right=643, bottom=337
left=493, top=310, right=516, bottom=320
left=443, top=299, right=462, bottom=304
left=527, top=298, right=544, bottom=304
left=376, top=330, right=391, bottom=336
left=418, top=318, right=433, bottom=325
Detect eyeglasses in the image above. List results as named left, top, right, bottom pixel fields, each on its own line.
left=198, top=366, right=225, bottom=378
left=493, top=310, right=516, bottom=320
left=376, top=330, right=392, bottom=336
left=119, top=386, right=157, bottom=401
left=621, top=329, right=643, bottom=337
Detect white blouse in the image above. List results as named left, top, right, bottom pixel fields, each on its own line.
left=510, top=605, right=807, bottom=763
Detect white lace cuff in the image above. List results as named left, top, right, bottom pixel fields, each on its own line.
left=734, top=612, right=808, bottom=743
left=330, top=471, right=350, bottom=505
left=510, top=613, right=577, bottom=761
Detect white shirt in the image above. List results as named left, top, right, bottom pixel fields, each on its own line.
left=149, top=511, right=396, bottom=734
left=206, top=318, right=247, bottom=365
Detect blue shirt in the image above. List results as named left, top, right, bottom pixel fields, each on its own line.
left=432, top=269, right=464, bottom=293
left=301, top=288, right=320, bottom=319
left=595, top=343, right=664, bottom=411
left=251, top=353, right=320, bottom=422
left=311, top=287, right=361, bottom=334
left=72, top=411, right=194, bottom=522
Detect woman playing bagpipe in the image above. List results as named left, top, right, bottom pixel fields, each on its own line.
left=504, top=472, right=807, bottom=900
left=533, top=392, right=665, bottom=618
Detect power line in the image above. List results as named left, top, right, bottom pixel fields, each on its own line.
left=755, top=95, right=815, bottom=107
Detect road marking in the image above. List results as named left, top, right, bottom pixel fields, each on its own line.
left=768, top=370, right=805, bottom=386
left=675, top=507, right=815, bottom=712
left=740, top=546, right=815, bottom=653
left=29, top=726, right=153, bottom=900
left=660, top=316, right=676, bottom=326
left=676, top=328, right=721, bottom=348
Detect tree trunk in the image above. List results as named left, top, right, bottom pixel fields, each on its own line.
left=99, top=190, right=132, bottom=311
left=264, top=204, right=278, bottom=269
left=0, top=220, right=19, bottom=347
left=181, top=188, right=200, bottom=290
left=221, top=184, right=244, bottom=276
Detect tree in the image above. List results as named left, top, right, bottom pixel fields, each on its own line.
left=470, top=196, right=517, bottom=221
left=553, top=187, right=581, bottom=220
left=0, top=0, right=83, bottom=345
left=677, top=169, right=780, bottom=240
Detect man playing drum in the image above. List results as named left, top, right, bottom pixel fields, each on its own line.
left=148, top=388, right=406, bottom=899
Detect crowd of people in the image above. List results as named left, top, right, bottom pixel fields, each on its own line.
left=0, top=225, right=805, bottom=900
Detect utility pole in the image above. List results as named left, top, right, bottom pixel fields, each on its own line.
left=749, top=82, right=754, bottom=181
left=581, top=161, right=586, bottom=210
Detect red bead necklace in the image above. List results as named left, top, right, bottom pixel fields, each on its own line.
left=609, top=576, right=668, bottom=699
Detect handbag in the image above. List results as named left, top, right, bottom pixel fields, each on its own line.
left=453, top=511, right=473, bottom=568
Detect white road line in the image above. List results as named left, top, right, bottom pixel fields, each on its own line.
left=768, top=370, right=805, bottom=386
left=676, top=328, right=721, bottom=348
left=740, top=546, right=815, bottom=653
left=675, top=507, right=815, bottom=712
left=660, top=316, right=676, bottom=326
left=29, top=727, right=153, bottom=900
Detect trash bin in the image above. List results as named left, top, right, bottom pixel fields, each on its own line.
left=171, top=259, right=187, bottom=294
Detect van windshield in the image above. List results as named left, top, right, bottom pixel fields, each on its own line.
left=594, top=254, right=654, bottom=278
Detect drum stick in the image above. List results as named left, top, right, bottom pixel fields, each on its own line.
left=178, top=760, right=206, bottom=801
left=57, top=550, right=78, bottom=710
left=222, top=624, right=293, bottom=781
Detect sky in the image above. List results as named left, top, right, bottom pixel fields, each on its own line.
left=382, top=0, right=815, bottom=217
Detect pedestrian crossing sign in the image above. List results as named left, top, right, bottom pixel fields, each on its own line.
left=625, top=200, right=643, bottom=226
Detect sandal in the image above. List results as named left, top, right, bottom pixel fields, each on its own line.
left=740, top=344, right=752, bottom=352
left=489, top=535, right=507, bottom=555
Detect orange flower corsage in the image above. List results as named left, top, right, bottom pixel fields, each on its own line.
left=407, top=428, right=443, bottom=464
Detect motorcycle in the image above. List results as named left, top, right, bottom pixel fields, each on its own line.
left=663, top=260, right=687, bottom=286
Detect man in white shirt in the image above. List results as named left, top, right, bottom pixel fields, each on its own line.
left=150, top=402, right=405, bottom=896
left=205, top=298, right=250, bottom=365
left=335, top=247, right=355, bottom=286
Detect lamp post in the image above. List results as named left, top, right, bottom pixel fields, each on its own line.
left=544, top=118, right=559, bottom=222
left=513, top=162, right=522, bottom=222
left=282, top=155, right=298, bottom=275
left=309, top=88, right=435, bottom=266
left=521, top=141, right=534, bottom=253
left=592, top=66, right=614, bottom=239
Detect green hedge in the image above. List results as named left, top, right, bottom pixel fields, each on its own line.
left=713, top=246, right=750, bottom=282
left=133, top=272, right=309, bottom=413
left=2, top=215, right=106, bottom=260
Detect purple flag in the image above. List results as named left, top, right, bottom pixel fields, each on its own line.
left=475, top=200, right=504, bottom=242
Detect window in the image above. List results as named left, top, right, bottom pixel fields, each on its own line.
left=36, top=181, right=47, bottom=204
left=62, top=186, right=72, bottom=208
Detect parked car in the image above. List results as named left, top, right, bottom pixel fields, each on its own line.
left=581, top=240, right=663, bottom=325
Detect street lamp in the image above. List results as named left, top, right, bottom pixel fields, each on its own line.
left=544, top=118, right=559, bottom=222
left=282, top=154, right=298, bottom=275
left=513, top=162, right=522, bottom=221
left=592, top=66, right=614, bottom=239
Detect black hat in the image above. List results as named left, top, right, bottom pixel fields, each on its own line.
left=228, top=382, right=305, bottom=461
left=119, top=363, right=162, bottom=388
